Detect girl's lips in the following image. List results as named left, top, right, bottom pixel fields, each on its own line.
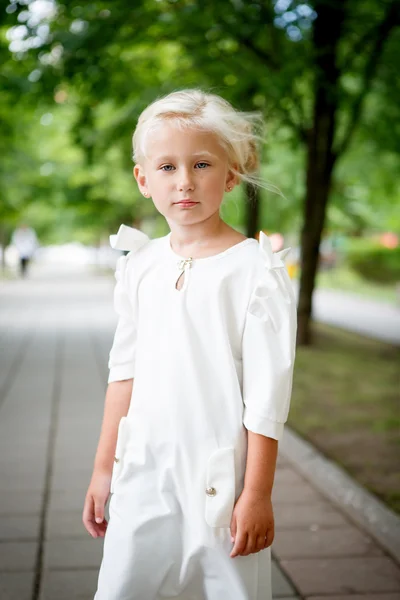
left=176, top=201, right=198, bottom=206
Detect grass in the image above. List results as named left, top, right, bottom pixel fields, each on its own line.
left=316, top=264, right=398, bottom=305
left=288, top=322, right=400, bottom=514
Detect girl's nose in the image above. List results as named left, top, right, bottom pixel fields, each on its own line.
left=178, top=169, right=194, bottom=191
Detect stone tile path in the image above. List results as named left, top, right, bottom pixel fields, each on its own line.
left=0, top=266, right=399, bottom=599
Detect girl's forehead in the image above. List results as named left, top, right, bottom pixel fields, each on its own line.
left=144, top=122, right=226, bottom=159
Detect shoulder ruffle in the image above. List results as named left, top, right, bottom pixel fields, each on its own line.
left=258, top=230, right=291, bottom=269
left=247, top=231, right=293, bottom=327
left=110, top=225, right=150, bottom=297
left=109, top=224, right=150, bottom=253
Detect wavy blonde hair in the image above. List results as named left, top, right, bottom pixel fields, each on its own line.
left=132, top=89, right=271, bottom=189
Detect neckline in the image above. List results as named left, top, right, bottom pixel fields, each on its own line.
left=165, top=232, right=257, bottom=262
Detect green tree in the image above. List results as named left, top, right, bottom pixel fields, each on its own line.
left=5, top=0, right=400, bottom=344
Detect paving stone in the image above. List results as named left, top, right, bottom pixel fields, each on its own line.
left=271, top=560, right=298, bottom=597
left=272, top=482, right=325, bottom=504
left=281, top=557, right=400, bottom=594
left=309, top=595, right=400, bottom=600
left=274, top=502, right=348, bottom=529
left=0, top=432, right=47, bottom=446
left=44, top=539, right=103, bottom=569
left=0, top=470, right=45, bottom=491
left=54, top=432, right=97, bottom=447
left=274, top=468, right=306, bottom=486
left=0, top=491, right=42, bottom=515
left=48, top=489, right=87, bottom=512
left=276, top=454, right=291, bottom=468
left=0, top=447, right=46, bottom=465
left=0, top=541, right=37, bottom=571
left=51, top=468, right=93, bottom=492
left=46, top=511, right=88, bottom=539
left=0, top=516, right=40, bottom=541
left=0, top=571, right=34, bottom=600
left=51, top=456, right=95, bottom=471
left=273, top=526, right=383, bottom=559
left=0, top=458, right=46, bottom=474
left=40, top=568, right=99, bottom=600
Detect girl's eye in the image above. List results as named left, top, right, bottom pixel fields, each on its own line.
left=159, top=163, right=209, bottom=171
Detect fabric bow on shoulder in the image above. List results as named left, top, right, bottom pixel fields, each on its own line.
left=258, top=230, right=291, bottom=271
left=109, top=224, right=150, bottom=253
left=247, top=231, right=293, bottom=326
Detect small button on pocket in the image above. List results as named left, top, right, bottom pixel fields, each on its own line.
left=206, top=487, right=217, bottom=497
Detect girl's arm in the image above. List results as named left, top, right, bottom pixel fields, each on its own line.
left=230, top=432, right=277, bottom=558
left=244, top=431, right=278, bottom=496
left=93, top=379, right=133, bottom=472
left=235, top=242, right=297, bottom=557
left=82, top=379, right=133, bottom=538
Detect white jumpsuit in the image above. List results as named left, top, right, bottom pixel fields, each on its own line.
left=94, top=225, right=297, bottom=600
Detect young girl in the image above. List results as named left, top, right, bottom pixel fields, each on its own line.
left=83, top=89, right=297, bottom=600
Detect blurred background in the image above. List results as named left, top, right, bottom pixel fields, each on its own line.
left=0, top=1, right=399, bottom=598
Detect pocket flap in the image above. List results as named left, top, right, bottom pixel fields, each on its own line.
left=205, top=447, right=235, bottom=528
left=111, top=416, right=129, bottom=493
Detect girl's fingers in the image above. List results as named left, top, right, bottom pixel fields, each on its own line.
left=82, top=496, right=98, bottom=537
left=230, top=513, right=237, bottom=543
left=256, top=535, right=266, bottom=552
left=230, top=528, right=248, bottom=558
left=95, top=519, right=108, bottom=538
left=94, top=499, right=105, bottom=525
left=83, top=495, right=108, bottom=538
left=264, top=527, right=274, bottom=548
left=243, top=535, right=255, bottom=556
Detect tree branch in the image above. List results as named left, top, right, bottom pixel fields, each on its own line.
left=335, top=2, right=400, bottom=158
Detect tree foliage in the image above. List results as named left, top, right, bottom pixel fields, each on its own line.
left=2, top=0, right=400, bottom=342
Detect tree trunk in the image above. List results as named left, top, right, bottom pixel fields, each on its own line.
left=245, top=181, right=261, bottom=238
left=297, top=1, right=346, bottom=345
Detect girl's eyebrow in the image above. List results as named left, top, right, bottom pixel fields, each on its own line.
left=152, top=150, right=219, bottom=162
left=192, top=151, right=219, bottom=158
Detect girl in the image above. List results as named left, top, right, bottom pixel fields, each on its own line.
left=83, top=89, right=297, bottom=600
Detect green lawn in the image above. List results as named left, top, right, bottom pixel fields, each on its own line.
left=288, top=322, right=400, bottom=514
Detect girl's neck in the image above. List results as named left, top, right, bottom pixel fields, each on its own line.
left=168, top=221, right=247, bottom=259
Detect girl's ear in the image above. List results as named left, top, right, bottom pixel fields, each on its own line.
left=133, top=165, right=150, bottom=197
left=225, top=164, right=238, bottom=192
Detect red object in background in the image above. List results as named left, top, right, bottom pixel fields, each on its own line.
left=380, top=232, right=398, bottom=249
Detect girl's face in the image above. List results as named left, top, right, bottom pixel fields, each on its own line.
left=133, top=123, right=236, bottom=226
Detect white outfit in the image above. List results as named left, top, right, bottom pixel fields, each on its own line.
left=95, top=225, right=297, bottom=600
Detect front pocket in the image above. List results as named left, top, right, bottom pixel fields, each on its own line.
left=110, top=416, right=129, bottom=494
left=204, top=447, right=236, bottom=528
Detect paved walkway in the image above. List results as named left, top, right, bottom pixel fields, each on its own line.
left=0, top=266, right=399, bottom=600
left=292, top=282, right=400, bottom=346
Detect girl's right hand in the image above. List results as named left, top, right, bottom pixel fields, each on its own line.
left=82, top=470, right=112, bottom=538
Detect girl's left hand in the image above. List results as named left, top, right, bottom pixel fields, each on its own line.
left=229, top=488, right=275, bottom=558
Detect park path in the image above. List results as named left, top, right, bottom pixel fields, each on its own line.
left=0, top=264, right=399, bottom=599
left=291, top=281, right=400, bottom=345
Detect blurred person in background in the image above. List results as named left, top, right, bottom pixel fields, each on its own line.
left=11, top=223, right=39, bottom=278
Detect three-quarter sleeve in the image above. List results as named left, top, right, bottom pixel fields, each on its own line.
left=242, top=233, right=297, bottom=441
left=108, top=253, right=137, bottom=383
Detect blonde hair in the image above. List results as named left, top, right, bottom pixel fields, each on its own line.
left=132, top=89, right=269, bottom=189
